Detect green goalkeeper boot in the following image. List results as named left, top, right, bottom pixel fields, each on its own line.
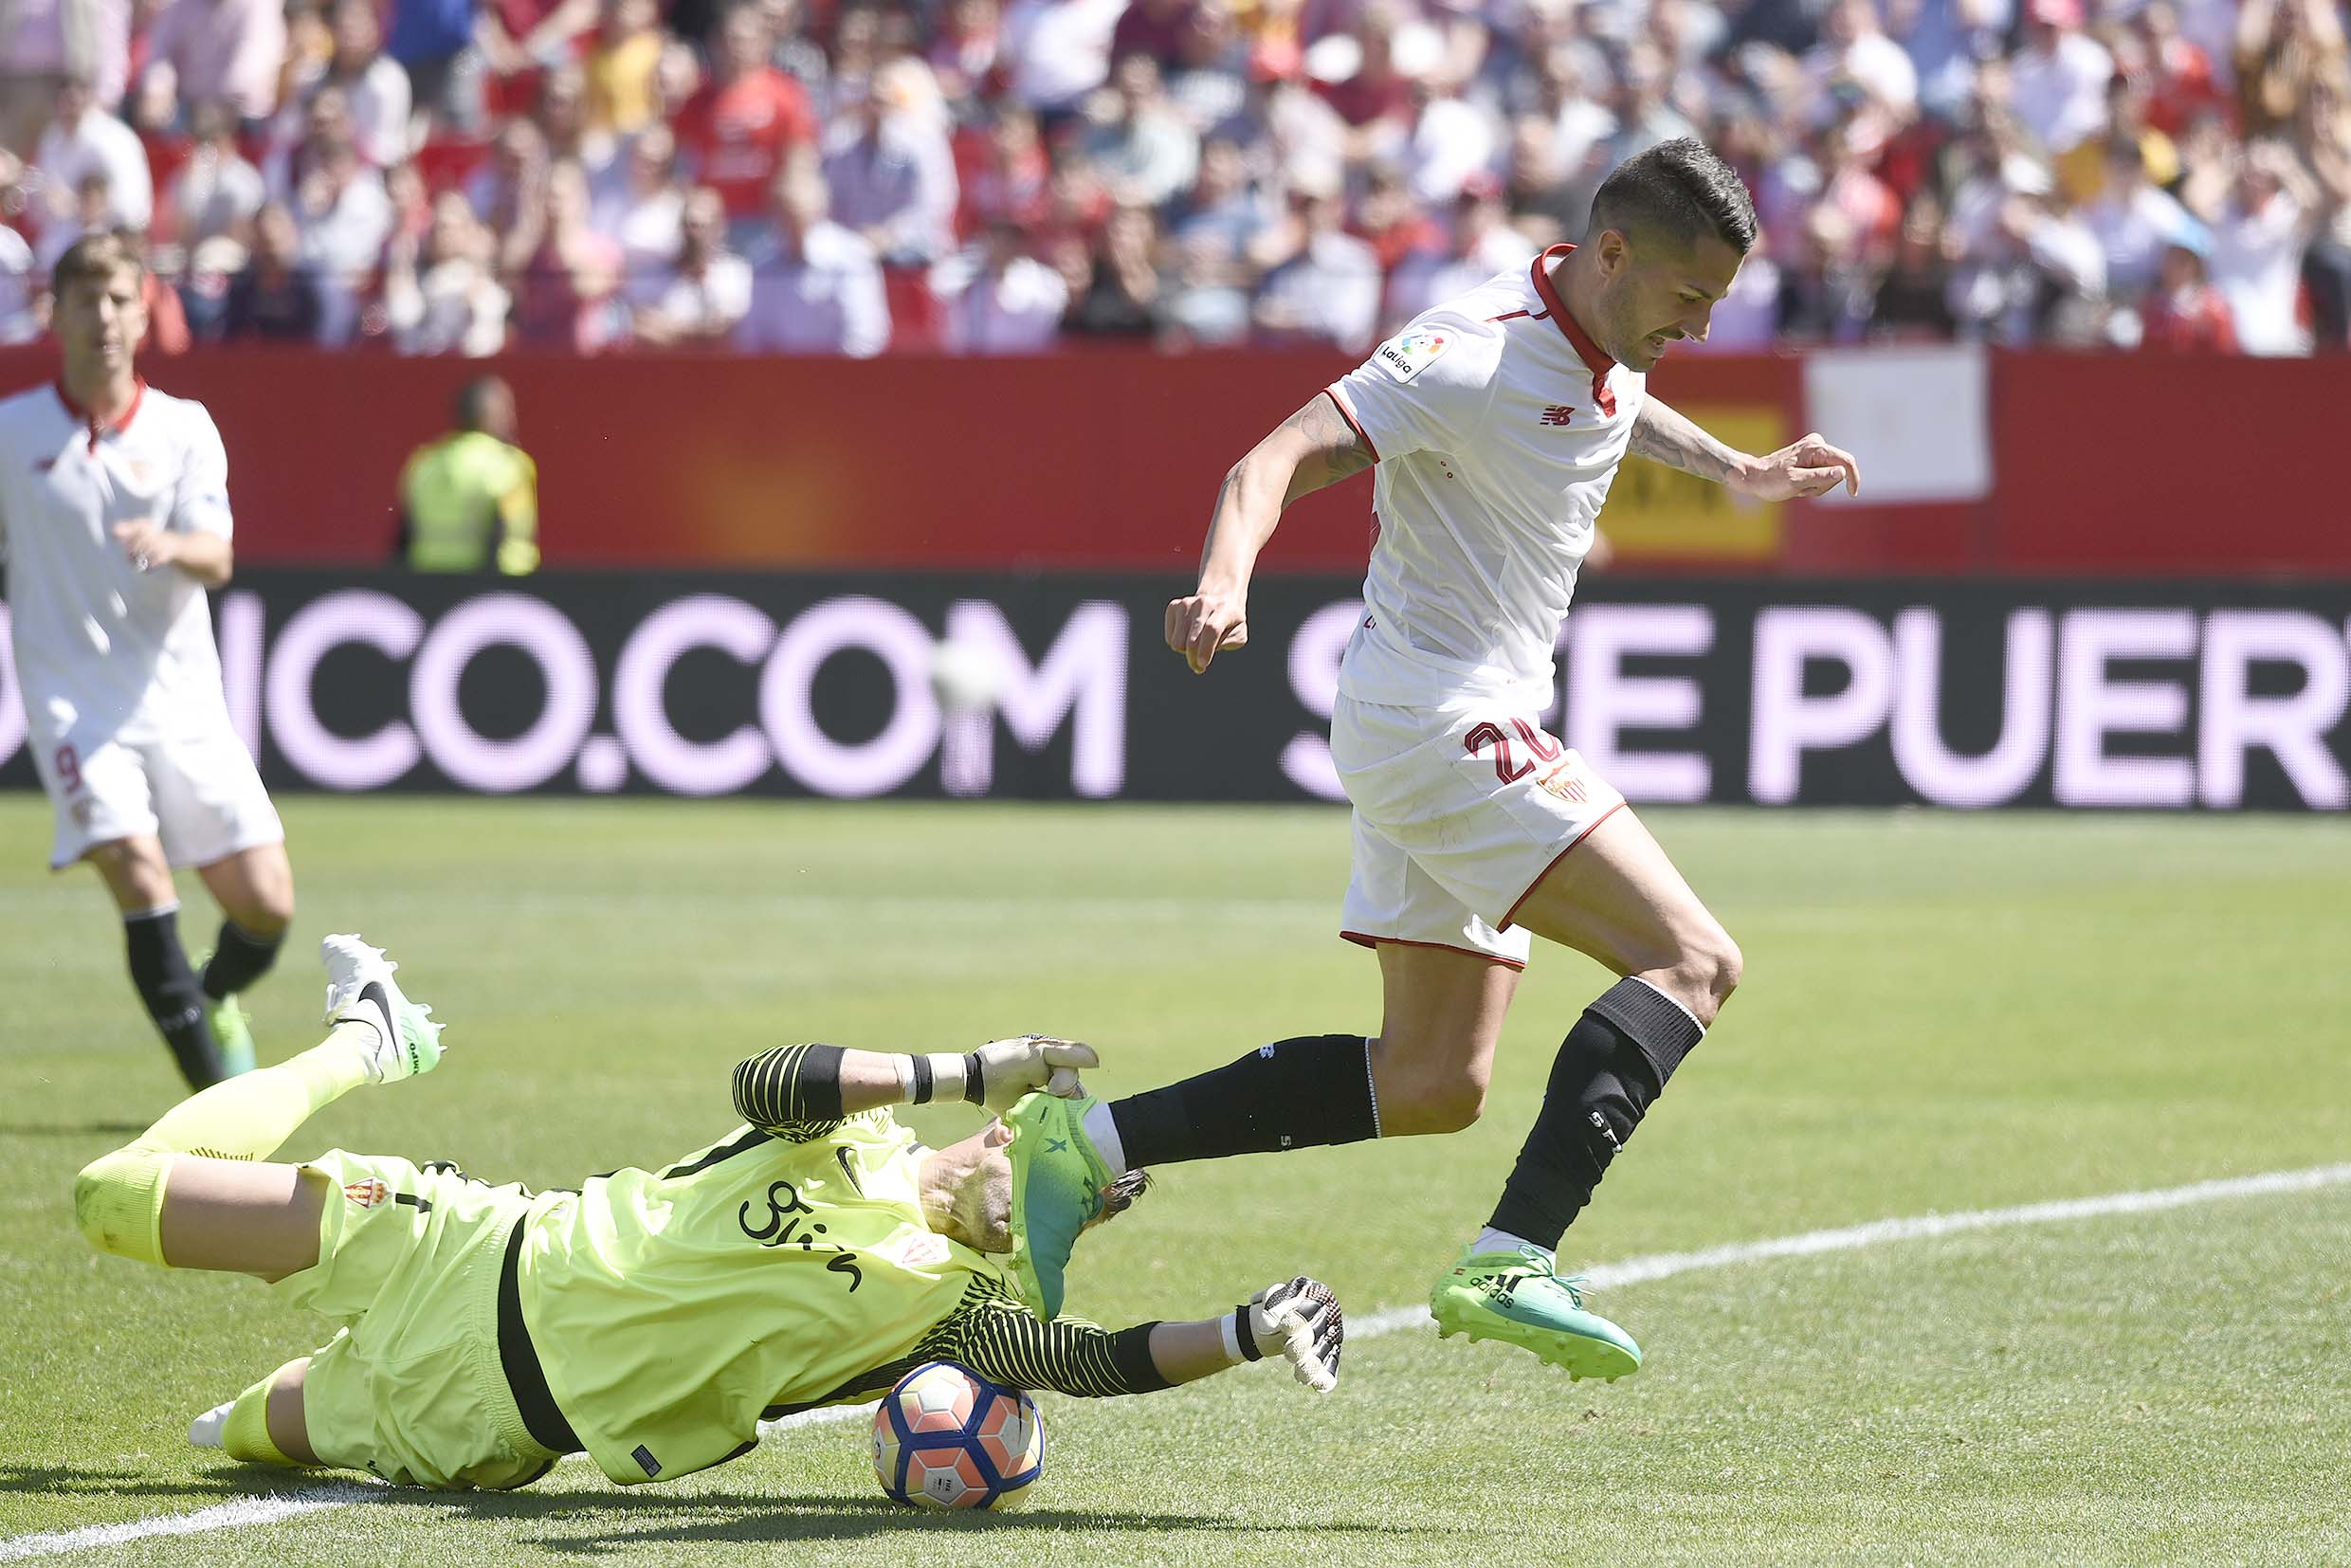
left=1004, top=1092, right=1115, bottom=1322
left=1430, top=1245, right=1642, bottom=1381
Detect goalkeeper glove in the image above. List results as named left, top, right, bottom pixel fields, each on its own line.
left=968, top=1034, right=1100, bottom=1112
left=1232, top=1276, right=1344, bottom=1393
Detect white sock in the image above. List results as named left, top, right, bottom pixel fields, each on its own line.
left=1471, top=1226, right=1549, bottom=1260
left=1081, top=1101, right=1129, bottom=1174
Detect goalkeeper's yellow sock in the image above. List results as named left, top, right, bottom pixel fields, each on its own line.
left=73, top=1023, right=378, bottom=1266
left=219, top=1367, right=301, bottom=1468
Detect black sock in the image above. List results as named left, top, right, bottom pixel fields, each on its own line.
left=1108, top=1034, right=1377, bottom=1168
left=200, top=920, right=284, bottom=1001
left=124, top=906, right=226, bottom=1091
left=1487, top=978, right=1705, bottom=1250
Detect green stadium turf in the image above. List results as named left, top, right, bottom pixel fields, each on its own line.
left=2, top=798, right=2345, bottom=1566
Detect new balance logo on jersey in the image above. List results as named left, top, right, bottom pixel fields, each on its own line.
left=1540, top=405, right=1576, bottom=427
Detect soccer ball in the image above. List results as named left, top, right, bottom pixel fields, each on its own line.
left=870, top=1361, right=1044, bottom=1511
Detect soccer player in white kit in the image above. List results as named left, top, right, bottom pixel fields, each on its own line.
left=0, top=232, right=295, bottom=1089
left=1011, top=140, right=1863, bottom=1377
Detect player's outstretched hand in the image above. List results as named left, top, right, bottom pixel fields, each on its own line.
left=1164, top=588, right=1249, bottom=674
left=1738, top=432, right=1862, bottom=501
left=1248, top=1276, right=1345, bottom=1393
left=972, top=1035, right=1100, bottom=1110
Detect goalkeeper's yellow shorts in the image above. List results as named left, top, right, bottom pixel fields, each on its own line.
left=268, top=1149, right=568, bottom=1491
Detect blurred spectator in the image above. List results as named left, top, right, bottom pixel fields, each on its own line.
left=1946, top=151, right=2105, bottom=342
left=221, top=201, right=326, bottom=339
left=1112, top=0, right=1202, bottom=71
left=2208, top=140, right=2315, bottom=355
left=476, top=0, right=600, bottom=92
left=1869, top=191, right=1959, bottom=337
left=2007, top=0, right=2113, bottom=155
left=933, top=217, right=1068, bottom=350
left=139, top=0, right=290, bottom=129
left=584, top=0, right=665, bottom=134
left=35, top=173, right=122, bottom=273
left=386, top=0, right=482, bottom=132
left=275, top=0, right=416, bottom=170
left=1385, top=176, right=1533, bottom=326
left=0, top=236, right=33, bottom=344
left=1250, top=175, right=1379, bottom=348
left=2138, top=226, right=2238, bottom=350
left=736, top=163, right=890, bottom=355
left=509, top=159, right=624, bottom=349
left=1163, top=0, right=1246, bottom=135
left=1804, top=0, right=1921, bottom=126
left=171, top=100, right=269, bottom=246
left=629, top=184, right=753, bottom=342
left=1001, top=0, right=1127, bottom=114
left=384, top=189, right=513, bottom=353
left=962, top=101, right=1053, bottom=233
left=2085, top=137, right=2195, bottom=303
left=2304, top=79, right=2351, bottom=348
left=1084, top=53, right=1200, bottom=209
left=1159, top=131, right=1263, bottom=342
left=275, top=87, right=396, bottom=342
left=3, top=0, right=132, bottom=117
left=399, top=375, right=541, bottom=574
left=34, top=74, right=154, bottom=232
left=2135, top=0, right=2224, bottom=137
left=671, top=4, right=820, bottom=227
left=2236, top=0, right=2351, bottom=141
left=824, top=59, right=960, bottom=264
left=929, top=0, right=1005, bottom=102
left=1062, top=201, right=1161, bottom=336
left=592, top=120, right=686, bottom=279
left=468, top=117, right=550, bottom=243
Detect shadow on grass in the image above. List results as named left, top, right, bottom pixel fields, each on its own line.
left=5, top=1464, right=1425, bottom=1549
left=0, top=1462, right=341, bottom=1503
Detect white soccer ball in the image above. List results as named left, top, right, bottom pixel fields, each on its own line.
left=871, top=1361, right=1046, bottom=1511
left=928, top=637, right=1006, bottom=715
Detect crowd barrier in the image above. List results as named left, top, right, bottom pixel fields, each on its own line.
left=4, top=572, right=2344, bottom=811
left=0, top=344, right=2342, bottom=577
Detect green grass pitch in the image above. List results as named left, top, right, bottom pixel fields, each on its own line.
left=2, top=798, right=2346, bottom=1566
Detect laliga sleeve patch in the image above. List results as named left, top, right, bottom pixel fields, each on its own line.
left=1373, top=328, right=1451, bottom=384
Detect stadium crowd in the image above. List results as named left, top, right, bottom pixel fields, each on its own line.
left=0, top=0, right=2345, bottom=356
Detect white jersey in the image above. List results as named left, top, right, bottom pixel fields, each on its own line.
left=0, top=380, right=236, bottom=747
left=1325, top=244, right=1645, bottom=713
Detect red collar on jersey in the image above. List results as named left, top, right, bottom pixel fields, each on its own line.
left=54, top=376, right=147, bottom=453
left=1529, top=245, right=1617, bottom=417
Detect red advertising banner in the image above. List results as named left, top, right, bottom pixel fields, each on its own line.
left=0, top=344, right=2341, bottom=576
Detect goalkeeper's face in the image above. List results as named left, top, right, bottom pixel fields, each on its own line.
left=927, top=1120, right=1133, bottom=1256
left=941, top=1121, right=1018, bottom=1254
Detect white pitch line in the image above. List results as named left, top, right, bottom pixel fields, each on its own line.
left=7, top=1161, right=2347, bottom=1561
left=0, top=1486, right=371, bottom=1562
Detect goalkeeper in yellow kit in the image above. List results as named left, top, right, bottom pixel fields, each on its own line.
left=71, top=937, right=1346, bottom=1492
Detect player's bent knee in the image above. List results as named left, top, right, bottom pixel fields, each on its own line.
left=74, top=1146, right=171, bottom=1266
left=1382, top=1073, right=1488, bottom=1136
left=1658, top=928, right=1741, bottom=1027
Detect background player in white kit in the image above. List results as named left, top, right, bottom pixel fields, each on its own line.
left=1011, top=140, right=1862, bottom=1378
left=0, top=232, right=294, bottom=1089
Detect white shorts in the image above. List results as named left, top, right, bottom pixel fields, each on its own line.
left=30, top=719, right=282, bottom=872
left=1330, top=693, right=1626, bottom=968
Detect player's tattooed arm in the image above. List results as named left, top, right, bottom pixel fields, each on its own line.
left=1631, top=398, right=1862, bottom=501
left=1627, top=398, right=1752, bottom=487
left=1277, top=392, right=1376, bottom=505
left=1168, top=392, right=1371, bottom=674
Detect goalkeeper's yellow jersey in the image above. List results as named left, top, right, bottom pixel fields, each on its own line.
left=514, top=1105, right=1157, bottom=1487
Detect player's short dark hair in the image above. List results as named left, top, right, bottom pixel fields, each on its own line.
left=1099, top=1168, right=1151, bottom=1220
left=453, top=375, right=510, bottom=429
left=1588, top=137, right=1759, bottom=255
left=50, top=230, right=146, bottom=296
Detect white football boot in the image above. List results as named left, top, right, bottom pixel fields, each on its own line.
left=319, top=934, right=445, bottom=1084
left=189, top=1400, right=233, bottom=1449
